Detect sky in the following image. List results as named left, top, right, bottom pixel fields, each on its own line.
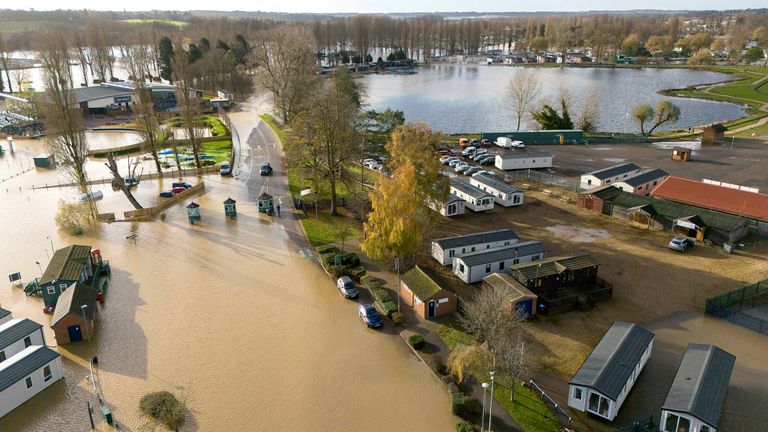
left=15, top=0, right=768, bottom=13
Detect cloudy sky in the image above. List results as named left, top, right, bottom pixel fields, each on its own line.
left=18, top=0, right=768, bottom=12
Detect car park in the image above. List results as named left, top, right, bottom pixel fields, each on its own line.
left=455, top=164, right=472, bottom=174
left=336, top=276, right=359, bottom=299
left=480, top=139, right=491, bottom=147
left=461, top=146, right=476, bottom=156
left=358, top=304, right=383, bottom=328
left=159, top=191, right=175, bottom=198
left=668, top=237, right=694, bottom=252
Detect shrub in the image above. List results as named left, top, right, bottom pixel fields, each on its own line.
left=360, top=275, right=377, bottom=288
left=447, top=383, right=459, bottom=394
left=339, top=252, right=360, bottom=266
left=201, top=159, right=216, bottom=166
left=455, top=396, right=482, bottom=420
left=328, top=265, right=352, bottom=279
left=316, top=245, right=340, bottom=255
left=456, top=422, right=477, bottom=432
left=55, top=200, right=93, bottom=235
left=369, top=286, right=392, bottom=305
left=139, top=391, right=185, bottom=430
left=408, top=334, right=426, bottom=350
left=451, top=392, right=465, bottom=415
left=348, top=266, right=366, bottom=281
left=381, top=300, right=398, bottom=317
left=391, top=312, right=405, bottom=326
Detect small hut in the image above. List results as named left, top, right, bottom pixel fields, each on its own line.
left=701, top=124, right=726, bottom=145
left=258, top=193, right=274, bottom=215
left=223, top=197, right=237, bottom=218
left=187, top=202, right=201, bottom=223
left=33, top=154, right=55, bottom=168
left=671, top=147, right=692, bottom=161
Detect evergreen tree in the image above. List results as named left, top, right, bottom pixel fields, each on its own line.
left=158, top=36, right=174, bottom=82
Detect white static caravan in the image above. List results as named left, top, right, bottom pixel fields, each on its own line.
left=428, top=195, right=466, bottom=217
left=469, top=175, right=524, bottom=207
left=660, top=344, right=735, bottom=432
left=613, top=168, right=668, bottom=196
left=494, top=152, right=554, bottom=171
left=450, top=178, right=494, bottom=212
left=0, top=308, right=10, bottom=326
left=452, top=241, right=548, bottom=283
left=0, top=346, right=63, bottom=418
left=431, top=229, right=519, bottom=266
left=568, top=322, right=654, bottom=422
left=579, top=163, right=642, bottom=190
left=0, top=319, right=46, bottom=363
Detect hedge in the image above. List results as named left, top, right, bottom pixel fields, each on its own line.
left=139, top=391, right=185, bottom=430
left=450, top=393, right=482, bottom=421
left=408, top=334, right=425, bottom=350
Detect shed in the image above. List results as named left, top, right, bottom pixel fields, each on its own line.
left=223, top=197, right=237, bottom=217
left=0, top=318, right=45, bottom=363
left=453, top=241, right=548, bottom=284
left=431, top=229, right=519, bottom=266
left=40, top=245, right=94, bottom=308
left=568, top=322, right=655, bottom=421
left=51, top=283, right=98, bottom=344
left=32, top=154, right=55, bottom=169
left=257, top=193, right=274, bottom=215
left=577, top=185, right=623, bottom=215
left=187, top=201, right=201, bottom=223
left=0, top=345, right=63, bottom=418
left=482, top=273, right=538, bottom=317
left=399, top=266, right=457, bottom=319
left=660, top=344, right=735, bottom=432
left=671, top=146, right=692, bottom=161
left=702, top=124, right=727, bottom=145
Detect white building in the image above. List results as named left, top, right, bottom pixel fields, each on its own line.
left=450, top=178, right=494, bottom=212
left=568, top=322, right=654, bottom=421
left=431, top=229, right=519, bottom=266
left=579, top=163, right=642, bottom=190
left=427, top=195, right=466, bottom=217
left=495, top=152, right=554, bottom=171
left=613, top=168, right=668, bottom=196
left=660, top=344, right=735, bottom=432
left=453, top=241, right=548, bottom=283
left=0, top=345, right=63, bottom=418
left=0, top=319, right=46, bottom=363
left=469, top=175, right=524, bottom=207
left=70, top=82, right=178, bottom=113
left=0, top=308, right=10, bottom=326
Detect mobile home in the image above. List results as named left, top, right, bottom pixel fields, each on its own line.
left=0, top=346, right=63, bottom=418
left=495, top=152, right=554, bottom=171
left=579, top=163, right=642, bottom=190
left=469, top=175, right=524, bottom=207
left=431, top=229, right=519, bottom=266
left=450, top=178, right=494, bottom=212
left=453, top=241, right=548, bottom=283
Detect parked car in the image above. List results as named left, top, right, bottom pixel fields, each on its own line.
left=359, top=304, right=383, bottom=328
left=260, top=162, right=273, bottom=176
left=511, top=141, right=525, bottom=149
left=458, top=138, right=470, bottom=148
left=668, top=237, right=694, bottom=252
left=473, top=170, right=495, bottom=178
left=220, top=163, right=231, bottom=175
left=448, top=159, right=464, bottom=167
left=172, top=181, right=192, bottom=189
left=159, top=191, right=175, bottom=198
left=470, top=139, right=480, bottom=146
left=461, top=146, right=476, bottom=156
left=336, top=276, right=359, bottom=299
left=455, top=164, right=472, bottom=174
left=172, top=186, right=187, bottom=194
left=480, top=157, right=495, bottom=166
left=439, top=155, right=453, bottom=163
left=480, top=139, right=492, bottom=147
left=464, top=167, right=483, bottom=176
left=442, top=157, right=459, bottom=166
left=76, top=190, right=104, bottom=202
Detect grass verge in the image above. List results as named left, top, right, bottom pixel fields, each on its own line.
left=494, top=381, right=562, bottom=432
left=436, top=321, right=473, bottom=350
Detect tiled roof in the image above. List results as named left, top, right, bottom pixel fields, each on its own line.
left=51, top=283, right=98, bottom=327
left=651, top=176, right=768, bottom=221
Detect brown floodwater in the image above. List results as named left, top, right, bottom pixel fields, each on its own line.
left=0, top=122, right=454, bottom=431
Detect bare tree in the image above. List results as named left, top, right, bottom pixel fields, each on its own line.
left=125, top=40, right=164, bottom=173
left=171, top=39, right=203, bottom=170
left=38, top=30, right=90, bottom=195
left=10, top=68, right=30, bottom=92
left=507, top=68, right=541, bottom=131
left=459, top=285, right=517, bottom=351
left=496, top=323, right=531, bottom=401
left=105, top=154, right=143, bottom=210
left=575, top=87, right=599, bottom=132
left=0, top=33, right=13, bottom=93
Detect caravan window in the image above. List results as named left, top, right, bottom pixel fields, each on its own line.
left=573, top=388, right=582, bottom=400
left=664, top=413, right=691, bottom=432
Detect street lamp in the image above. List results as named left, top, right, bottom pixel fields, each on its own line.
left=46, top=235, right=54, bottom=255
left=488, top=370, right=496, bottom=431
left=34, top=261, right=43, bottom=278
left=481, top=382, right=489, bottom=431
left=80, top=305, right=90, bottom=342
left=395, top=256, right=401, bottom=312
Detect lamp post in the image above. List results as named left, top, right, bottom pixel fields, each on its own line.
left=481, top=382, right=489, bottom=431
left=46, top=235, right=54, bottom=255
left=395, top=256, right=401, bottom=312
left=81, top=305, right=90, bottom=343
left=35, top=261, right=43, bottom=278
left=488, top=370, right=496, bottom=431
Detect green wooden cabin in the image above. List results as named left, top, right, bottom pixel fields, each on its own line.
left=40, top=245, right=94, bottom=307
left=258, top=193, right=274, bottom=215
left=187, top=202, right=201, bottom=223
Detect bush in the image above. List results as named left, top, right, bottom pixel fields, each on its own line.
left=201, top=159, right=216, bottom=166
left=381, top=300, right=398, bottom=317
left=451, top=394, right=482, bottom=421
left=55, top=199, right=93, bottom=235
left=348, top=266, right=366, bottom=281
left=456, top=422, right=477, bottom=432
left=339, top=252, right=360, bottom=266
left=328, top=265, right=352, bottom=279
left=360, top=275, right=378, bottom=288
left=391, top=311, right=405, bottom=326
left=316, top=245, right=340, bottom=255
left=447, top=383, right=459, bottom=394
left=369, top=286, right=392, bottom=306
left=451, top=392, right=465, bottom=415
left=408, top=334, right=426, bottom=350
left=139, top=391, right=185, bottom=430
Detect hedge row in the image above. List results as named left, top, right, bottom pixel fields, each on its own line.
left=361, top=276, right=397, bottom=317
left=316, top=247, right=366, bottom=281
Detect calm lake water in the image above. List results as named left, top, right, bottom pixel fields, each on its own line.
left=362, top=65, right=746, bottom=133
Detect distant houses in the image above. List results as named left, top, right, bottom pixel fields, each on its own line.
left=568, top=322, right=654, bottom=421
left=660, top=344, right=735, bottom=432
left=453, top=240, right=548, bottom=284
left=431, top=229, right=519, bottom=266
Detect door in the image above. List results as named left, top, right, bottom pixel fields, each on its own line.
left=515, top=299, right=533, bottom=317
left=427, top=300, right=436, bottom=318
left=68, top=325, right=83, bottom=343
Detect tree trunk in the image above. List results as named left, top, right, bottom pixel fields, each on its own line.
left=639, top=121, right=645, bottom=136
left=516, top=114, right=522, bottom=131
left=105, top=154, right=143, bottom=210
left=4, top=69, right=12, bottom=93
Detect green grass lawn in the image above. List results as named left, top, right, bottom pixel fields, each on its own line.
left=494, top=381, right=562, bottom=432
left=436, top=321, right=474, bottom=350
left=259, top=114, right=287, bottom=142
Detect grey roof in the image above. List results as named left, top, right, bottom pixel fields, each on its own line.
left=586, top=163, right=641, bottom=180
left=0, top=308, right=10, bottom=321
left=0, top=346, right=61, bottom=392
left=41, top=245, right=91, bottom=286
left=451, top=178, right=493, bottom=200
left=51, top=283, right=98, bottom=327
left=71, top=86, right=132, bottom=104
left=618, top=169, right=668, bottom=187
left=445, top=195, right=465, bottom=204
left=0, top=319, right=43, bottom=351
left=579, top=185, right=623, bottom=200
left=662, top=344, right=736, bottom=428
left=497, top=152, right=554, bottom=160
left=471, top=175, right=521, bottom=195
left=457, top=241, right=548, bottom=266
left=434, top=229, right=519, bottom=250
left=570, top=322, right=655, bottom=400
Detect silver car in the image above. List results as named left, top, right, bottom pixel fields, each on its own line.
left=336, top=276, right=359, bottom=299
left=668, top=237, right=694, bottom=252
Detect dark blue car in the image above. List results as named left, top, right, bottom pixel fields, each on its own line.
left=359, top=304, right=383, bottom=328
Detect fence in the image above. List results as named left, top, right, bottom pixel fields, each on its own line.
left=615, top=415, right=654, bottom=432
left=503, top=169, right=582, bottom=192
left=705, top=280, right=768, bottom=336
left=30, top=166, right=219, bottom=190
left=526, top=380, right=572, bottom=428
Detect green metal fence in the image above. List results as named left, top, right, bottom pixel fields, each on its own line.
left=705, top=280, right=768, bottom=336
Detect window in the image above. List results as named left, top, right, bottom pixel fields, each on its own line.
left=459, top=264, right=465, bottom=273
left=43, top=365, right=52, bottom=382
left=462, top=248, right=466, bottom=254
left=504, top=241, right=510, bottom=246
left=664, top=413, right=691, bottom=432
left=653, top=181, right=658, bottom=186
left=471, top=247, right=476, bottom=252
left=486, top=264, right=492, bottom=273
left=606, top=179, right=611, bottom=184
left=25, top=377, right=33, bottom=389
left=24, top=336, right=32, bottom=348
left=47, top=286, right=56, bottom=295
left=514, top=195, right=521, bottom=204
left=447, top=204, right=456, bottom=214
left=513, top=259, right=519, bottom=265
left=587, top=179, right=592, bottom=185
left=60, top=283, right=67, bottom=291
left=573, top=388, right=582, bottom=400
left=449, top=250, right=455, bottom=258
left=532, top=255, right=540, bottom=261
left=499, top=262, right=505, bottom=271
left=0, top=351, right=5, bottom=362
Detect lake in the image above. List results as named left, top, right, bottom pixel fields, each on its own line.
left=362, top=65, right=746, bottom=134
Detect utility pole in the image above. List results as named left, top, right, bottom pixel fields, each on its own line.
left=488, top=370, right=495, bottom=431
left=395, top=256, right=401, bottom=312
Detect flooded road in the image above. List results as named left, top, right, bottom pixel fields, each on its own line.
left=0, top=104, right=454, bottom=431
